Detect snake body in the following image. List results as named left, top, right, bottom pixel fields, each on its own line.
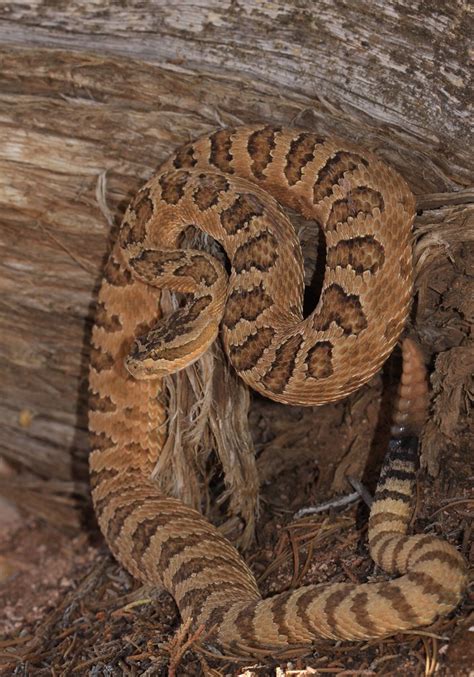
left=89, top=126, right=467, bottom=657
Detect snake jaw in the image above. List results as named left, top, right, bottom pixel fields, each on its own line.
left=124, top=355, right=168, bottom=380
left=125, top=316, right=220, bottom=380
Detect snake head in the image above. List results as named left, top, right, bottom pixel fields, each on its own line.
left=125, top=311, right=220, bottom=380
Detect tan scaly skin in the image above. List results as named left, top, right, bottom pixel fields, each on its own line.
left=89, top=126, right=467, bottom=658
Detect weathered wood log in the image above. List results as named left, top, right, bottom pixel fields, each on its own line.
left=0, top=1, right=472, bottom=530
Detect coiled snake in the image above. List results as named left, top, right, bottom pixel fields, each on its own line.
left=89, top=126, right=467, bottom=657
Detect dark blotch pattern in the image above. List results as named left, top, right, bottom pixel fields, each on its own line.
left=327, top=187, right=385, bottom=230
left=89, top=392, right=117, bottom=413
left=261, top=334, right=303, bottom=393
left=306, top=340, right=334, bottom=379
left=377, top=584, right=420, bottom=625
left=229, top=326, right=275, bottom=372
left=159, top=170, right=190, bottom=205
left=414, top=550, right=465, bottom=572
left=247, top=126, right=279, bottom=179
left=104, top=256, right=132, bottom=287
left=171, top=554, right=249, bottom=588
left=221, top=193, right=264, bottom=235
left=324, top=586, right=357, bottom=634
left=295, top=587, right=324, bottom=635
left=187, top=294, right=213, bottom=320
left=233, top=231, right=278, bottom=273
left=106, top=500, right=143, bottom=544
left=223, top=283, right=273, bottom=329
left=135, top=295, right=212, bottom=352
left=313, top=151, right=368, bottom=202
left=89, top=430, right=115, bottom=453
left=120, top=187, right=154, bottom=247
left=95, top=302, right=122, bottom=332
left=284, top=132, right=324, bottom=185
left=327, top=235, right=385, bottom=275
left=173, top=143, right=197, bottom=169
left=175, top=254, right=218, bottom=286
left=90, top=345, right=115, bottom=372
left=157, top=532, right=215, bottom=572
left=312, top=284, right=367, bottom=335
left=374, top=488, right=412, bottom=504
left=130, top=295, right=213, bottom=365
left=209, top=129, right=235, bottom=173
left=130, top=249, right=184, bottom=282
left=131, top=514, right=174, bottom=563
left=90, top=466, right=119, bottom=492
left=350, top=591, right=379, bottom=635
left=233, top=601, right=259, bottom=644
left=193, top=173, right=230, bottom=211
left=400, top=536, right=438, bottom=570
left=369, top=532, right=398, bottom=561
left=269, top=591, right=298, bottom=642
left=179, top=581, right=248, bottom=622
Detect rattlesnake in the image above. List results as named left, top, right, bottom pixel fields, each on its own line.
left=89, top=126, right=467, bottom=657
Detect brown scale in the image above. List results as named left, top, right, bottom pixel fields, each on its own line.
left=89, top=430, right=115, bottom=453
left=391, top=338, right=429, bottom=437
left=175, top=254, right=219, bottom=286
left=173, top=143, right=197, bottom=169
left=192, top=173, right=230, bottom=210
left=129, top=296, right=213, bottom=362
left=312, top=284, right=368, bottom=335
left=232, top=231, right=279, bottom=273
left=95, top=302, right=122, bottom=332
left=284, top=132, right=325, bottom=185
left=247, top=126, right=280, bottom=179
left=88, top=392, right=116, bottom=413
left=130, top=250, right=188, bottom=283
left=313, top=151, right=368, bottom=202
left=209, top=128, right=235, bottom=172
left=89, top=466, right=118, bottom=492
left=89, top=126, right=467, bottom=659
left=130, top=187, right=154, bottom=222
left=326, top=187, right=385, bottom=230
left=229, top=326, right=276, bottom=372
left=220, top=193, right=264, bottom=235
left=306, top=341, right=334, bottom=379
left=158, top=169, right=190, bottom=205
left=90, top=345, right=115, bottom=372
left=103, top=255, right=132, bottom=286
left=261, top=333, right=304, bottom=393
left=223, top=283, right=274, bottom=328
left=327, top=235, right=385, bottom=275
